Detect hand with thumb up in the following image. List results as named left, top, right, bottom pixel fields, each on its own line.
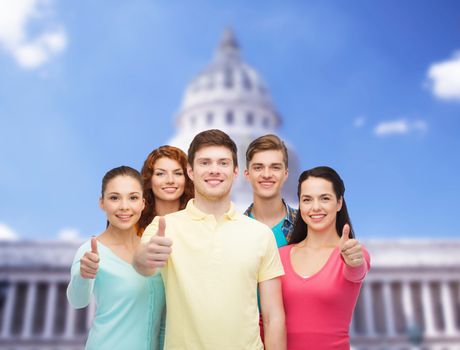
left=80, top=237, right=100, bottom=279
left=339, top=224, right=364, bottom=267
left=140, top=217, right=173, bottom=270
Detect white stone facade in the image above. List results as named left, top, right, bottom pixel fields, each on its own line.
left=1, top=240, right=459, bottom=349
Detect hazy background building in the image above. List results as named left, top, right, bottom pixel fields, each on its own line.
left=1, top=29, right=459, bottom=350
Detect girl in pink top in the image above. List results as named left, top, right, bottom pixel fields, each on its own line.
left=279, top=166, right=370, bottom=350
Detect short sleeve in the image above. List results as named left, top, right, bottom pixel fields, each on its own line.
left=258, top=228, right=285, bottom=282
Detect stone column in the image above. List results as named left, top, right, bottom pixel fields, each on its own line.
left=22, top=281, right=37, bottom=338
left=402, top=282, right=415, bottom=329
left=362, top=282, right=376, bottom=336
left=349, top=312, right=357, bottom=336
left=440, top=281, right=456, bottom=335
left=382, top=282, right=396, bottom=337
left=43, top=281, right=57, bottom=339
left=1, top=282, right=17, bottom=337
left=421, top=281, right=436, bottom=337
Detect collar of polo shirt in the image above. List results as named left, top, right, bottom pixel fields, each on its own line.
left=186, top=199, right=237, bottom=221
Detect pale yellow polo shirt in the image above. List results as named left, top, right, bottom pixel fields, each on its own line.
left=142, top=199, right=284, bottom=350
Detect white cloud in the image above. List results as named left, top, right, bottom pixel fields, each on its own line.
left=0, top=0, right=67, bottom=70
left=0, top=223, right=19, bottom=241
left=354, top=116, right=366, bottom=128
left=374, top=119, right=427, bottom=137
left=57, top=228, right=83, bottom=242
left=427, top=52, right=460, bottom=101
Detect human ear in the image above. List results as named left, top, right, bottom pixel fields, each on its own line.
left=337, top=197, right=343, bottom=212
left=187, top=164, right=194, bottom=181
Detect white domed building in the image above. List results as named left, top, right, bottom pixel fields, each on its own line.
left=169, top=28, right=300, bottom=207
left=0, top=29, right=459, bottom=350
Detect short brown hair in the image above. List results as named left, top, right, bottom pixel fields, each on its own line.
left=245, top=134, right=288, bottom=168
left=188, top=129, right=238, bottom=168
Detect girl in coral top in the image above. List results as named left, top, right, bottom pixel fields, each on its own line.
left=279, top=166, right=370, bottom=350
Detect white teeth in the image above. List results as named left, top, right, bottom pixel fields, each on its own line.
left=311, top=215, right=325, bottom=219
left=163, top=187, right=178, bottom=192
left=206, top=180, right=222, bottom=184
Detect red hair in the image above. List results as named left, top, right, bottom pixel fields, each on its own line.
left=137, top=145, right=194, bottom=235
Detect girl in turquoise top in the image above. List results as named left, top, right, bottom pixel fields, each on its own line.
left=67, top=166, right=165, bottom=350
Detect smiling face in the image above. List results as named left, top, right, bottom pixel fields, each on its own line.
left=299, top=176, right=342, bottom=235
left=100, top=175, right=145, bottom=232
left=151, top=157, right=186, bottom=204
left=244, top=149, right=288, bottom=200
left=187, top=145, right=238, bottom=202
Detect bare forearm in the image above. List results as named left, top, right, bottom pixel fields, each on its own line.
left=264, top=313, right=286, bottom=350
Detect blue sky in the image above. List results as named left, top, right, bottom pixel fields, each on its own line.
left=1, top=0, right=459, bottom=241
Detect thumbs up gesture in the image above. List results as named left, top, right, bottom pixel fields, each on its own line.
left=339, top=224, right=364, bottom=267
left=144, top=217, right=173, bottom=268
left=80, top=237, right=100, bottom=279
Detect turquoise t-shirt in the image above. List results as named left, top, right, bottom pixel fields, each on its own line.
left=271, top=219, right=288, bottom=248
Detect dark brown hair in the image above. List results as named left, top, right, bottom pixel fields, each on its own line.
left=101, top=166, right=143, bottom=229
left=101, top=166, right=143, bottom=197
left=289, top=166, right=355, bottom=244
left=187, top=129, right=238, bottom=168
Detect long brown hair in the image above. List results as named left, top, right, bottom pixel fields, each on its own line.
left=138, top=145, right=194, bottom=234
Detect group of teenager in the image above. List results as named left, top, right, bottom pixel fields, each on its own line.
left=66, top=129, right=370, bottom=350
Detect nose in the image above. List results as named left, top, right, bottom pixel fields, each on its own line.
left=166, top=173, right=174, bottom=183
left=262, top=167, right=271, bottom=178
left=209, top=162, right=220, bottom=174
left=312, top=199, right=321, bottom=211
left=119, top=198, right=129, bottom=210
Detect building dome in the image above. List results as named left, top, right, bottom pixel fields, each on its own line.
left=178, top=29, right=280, bottom=130
left=169, top=28, right=299, bottom=207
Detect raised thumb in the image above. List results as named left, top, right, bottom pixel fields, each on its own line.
left=156, top=217, right=166, bottom=237
left=91, top=237, right=99, bottom=254
left=340, top=224, right=350, bottom=243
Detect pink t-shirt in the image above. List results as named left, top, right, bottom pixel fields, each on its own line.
left=279, top=244, right=370, bottom=350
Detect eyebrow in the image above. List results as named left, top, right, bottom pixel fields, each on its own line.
left=197, top=157, right=232, bottom=162
left=154, top=168, right=183, bottom=171
left=106, top=191, right=142, bottom=195
left=251, top=162, right=283, bottom=166
left=301, top=193, right=333, bottom=198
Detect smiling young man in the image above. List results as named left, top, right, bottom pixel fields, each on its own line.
left=244, top=134, right=298, bottom=247
left=134, top=129, right=286, bottom=350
